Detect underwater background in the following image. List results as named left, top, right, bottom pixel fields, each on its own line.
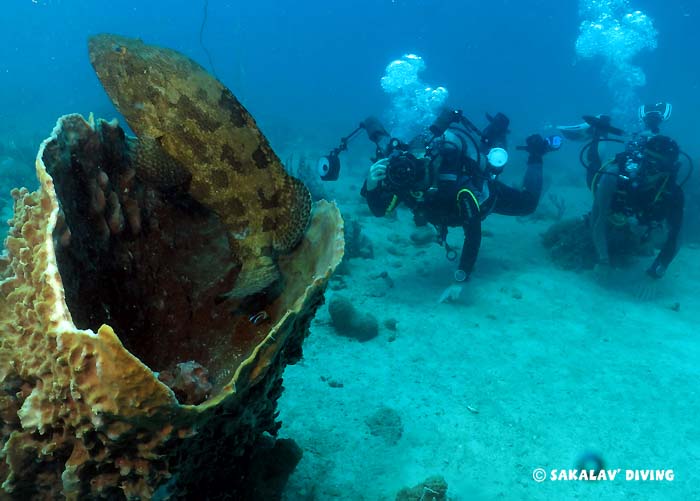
left=2, top=0, right=700, bottom=235
left=1, top=0, right=700, bottom=499
left=2, top=0, right=698, bottom=158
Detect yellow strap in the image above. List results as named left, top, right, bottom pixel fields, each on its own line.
left=456, top=188, right=480, bottom=215
left=652, top=175, right=670, bottom=205
left=385, top=195, right=399, bottom=215
left=591, top=159, right=615, bottom=196
left=608, top=213, right=628, bottom=226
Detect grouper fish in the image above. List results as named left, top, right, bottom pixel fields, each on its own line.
left=87, top=33, right=311, bottom=299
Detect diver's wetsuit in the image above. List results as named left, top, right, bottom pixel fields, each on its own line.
left=361, top=158, right=543, bottom=278
left=587, top=139, right=684, bottom=275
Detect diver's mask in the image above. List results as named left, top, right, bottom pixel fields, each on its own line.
left=638, top=102, right=672, bottom=134
left=426, top=130, right=467, bottom=163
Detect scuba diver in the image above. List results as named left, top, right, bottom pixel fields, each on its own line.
left=585, top=130, right=686, bottom=280
left=344, top=109, right=559, bottom=302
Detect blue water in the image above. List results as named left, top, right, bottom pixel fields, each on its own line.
left=2, top=1, right=698, bottom=149
left=0, top=0, right=693, bottom=252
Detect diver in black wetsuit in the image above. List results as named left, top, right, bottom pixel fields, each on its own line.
left=586, top=133, right=684, bottom=279
left=360, top=112, right=557, bottom=302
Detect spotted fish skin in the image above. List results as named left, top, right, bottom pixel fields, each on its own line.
left=88, top=34, right=311, bottom=297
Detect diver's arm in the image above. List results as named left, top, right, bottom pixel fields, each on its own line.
left=437, top=193, right=481, bottom=303
left=522, top=158, right=544, bottom=202
left=590, top=168, right=617, bottom=264
left=361, top=181, right=397, bottom=217
left=456, top=192, right=482, bottom=279
left=586, top=138, right=601, bottom=166
left=492, top=134, right=548, bottom=215
left=586, top=138, right=602, bottom=188
left=491, top=158, right=543, bottom=216
left=360, top=158, right=397, bottom=217
left=648, top=185, right=684, bottom=278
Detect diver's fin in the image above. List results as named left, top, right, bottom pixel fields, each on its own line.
left=557, top=114, right=625, bottom=141
left=582, top=115, right=624, bottom=136
left=556, top=122, right=591, bottom=141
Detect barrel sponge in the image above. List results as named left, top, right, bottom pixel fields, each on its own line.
left=0, top=113, right=345, bottom=499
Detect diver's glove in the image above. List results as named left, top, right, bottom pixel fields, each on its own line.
left=438, top=269, right=468, bottom=303
left=439, top=283, right=464, bottom=304
left=524, top=134, right=549, bottom=164
left=365, top=158, right=389, bottom=191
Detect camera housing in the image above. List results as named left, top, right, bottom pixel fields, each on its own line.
left=385, top=151, right=425, bottom=190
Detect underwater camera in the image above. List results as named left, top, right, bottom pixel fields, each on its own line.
left=385, top=148, right=425, bottom=190
left=318, top=117, right=391, bottom=181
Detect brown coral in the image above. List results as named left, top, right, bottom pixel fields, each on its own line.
left=0, top=114, right=344, bottom=499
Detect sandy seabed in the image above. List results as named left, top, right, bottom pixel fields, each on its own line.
left=278, top=186, right=700, bottom=501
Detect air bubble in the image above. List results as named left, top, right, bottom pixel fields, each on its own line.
left=380, top=54, right=448, bottom=141
left=576, top=0, right=657, bottom=122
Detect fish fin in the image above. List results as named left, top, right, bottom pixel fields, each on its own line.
left=225, top=255, right=280, bottom=299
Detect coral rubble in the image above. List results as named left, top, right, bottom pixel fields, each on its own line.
left=327, top=295, right=379, bottom=342
left=365, top=406, right=403, bottom=445
left=542, top=216, right=651, bottom=270
left=395, top=475, right=448, bottom=501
